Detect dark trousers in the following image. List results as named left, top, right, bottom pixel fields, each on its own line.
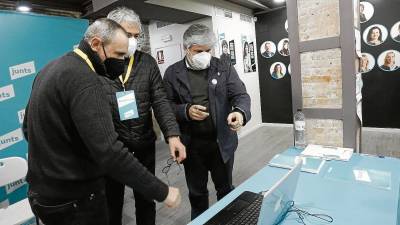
left=28, top=189, right=108, bottom=225
left=105, top=143, right=156, bottom=225
left=183, top=137, right=235, bottom=220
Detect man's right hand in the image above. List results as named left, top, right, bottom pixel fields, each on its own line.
left=188, top=105, right=209, bottom=121
left=164, top=187, right=181, bottom=208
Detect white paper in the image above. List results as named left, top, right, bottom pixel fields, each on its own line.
left=353, top=170, right=371, bottom=182
left=301, top=144, right=354, bottom=161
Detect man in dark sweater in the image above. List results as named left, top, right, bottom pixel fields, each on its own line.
left=23, top=18, right=180, bottom=225
left=103, top=8, right=186, bottom=225
left=163, top=24, right=251, bottom=220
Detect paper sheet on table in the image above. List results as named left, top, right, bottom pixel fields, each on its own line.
left=301, top=144, right=353, bottom=161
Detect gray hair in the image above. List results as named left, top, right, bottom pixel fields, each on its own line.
left=107, top=7, right=142, bottom=32
left=84, top=18, right=127, bottom=45
left=183, top=24, right=217, bottom=49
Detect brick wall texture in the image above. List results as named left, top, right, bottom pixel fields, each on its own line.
left=297, top=0, right=340, bottom=42
left=305, top=119, right=344, bottom=147
left=301, top=48, right=342, bottom=109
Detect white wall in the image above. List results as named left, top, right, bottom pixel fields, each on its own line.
left=148, top=1, right=262, bottom=136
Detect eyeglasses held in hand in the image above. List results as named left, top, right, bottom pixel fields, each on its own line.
left=161, top=157, right=183, bottom=185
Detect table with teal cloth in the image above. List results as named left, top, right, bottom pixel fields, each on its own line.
left=188, top=148, right=400, bottom=225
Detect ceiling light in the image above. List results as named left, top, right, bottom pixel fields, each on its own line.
left=16, top=1, right=32, bottom=12
left=274, top=0, right=286, bottom=3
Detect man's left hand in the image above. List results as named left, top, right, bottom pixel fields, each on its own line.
left=168, top=136, right=186, bottom=163
left=227, top=112, right=244, bottom=131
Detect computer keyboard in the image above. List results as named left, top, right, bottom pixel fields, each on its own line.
left=226, top=195, right=263, bottom=225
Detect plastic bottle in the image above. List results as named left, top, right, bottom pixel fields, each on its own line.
left=294, top=109, right=306, bottom=149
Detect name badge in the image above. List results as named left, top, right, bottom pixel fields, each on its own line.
left=116, top=91, right=139, bottom=121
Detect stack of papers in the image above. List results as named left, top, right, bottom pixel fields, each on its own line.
left=269, top=154, right=325, bottom=174
left=301, top=144, right=353, bottom=161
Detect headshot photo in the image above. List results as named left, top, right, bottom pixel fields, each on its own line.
left=221, top=40, right=229, bottom=55
left=277, top=38, right=290, bottom=57
left=378, top=50, right=400, bottom=72
left=285, top=19, right=288, bottom=33
left=360, top=1, right=374, bottom=23
left=260, top=41, right=276, bottom=59
left=288, top=64, right=291, bottom=75
left=359, top=53, right=375, bottom=73
left=269, top=62, right=287, bottom=79
left=363, top=24, right=388, bottom=46
left=390, top=21, right=400, bottom=43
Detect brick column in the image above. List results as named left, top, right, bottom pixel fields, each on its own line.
left=288, top=0, right=361, bottom=151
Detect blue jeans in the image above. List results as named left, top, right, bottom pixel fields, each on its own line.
left=28, top=189, right=108, bottom=225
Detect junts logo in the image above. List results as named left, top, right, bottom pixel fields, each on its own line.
left=0, top=84, right=15, bottom=102
left=17, top=109, right=25, bottom=124
left=5, top=178, right=26, bottom=194
left=9, top=61, right=36, bottom=80
left=0, top=128, right=24, bottom=151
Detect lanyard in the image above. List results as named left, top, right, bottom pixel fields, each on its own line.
left=73, top=48, right=95, bottom=72
left=119, top=55, right=134, bottom=90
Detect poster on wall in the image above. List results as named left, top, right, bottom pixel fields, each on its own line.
left=390, top=21, right=400, bottom=42
left=377, top=50, right=400, bottom=72
left=241, top=35, right=256, bottom=73
left=157, top=50, right=164, bottom=64
left=360, top=1, right=374, bottom=24
left=229, top=40, right=236, bottom=65
left=359, top=52, right=375, bottom=73
left=218, top=32, right=231, bottom=63
left=249, top=42, right=257, bottom=72
left=269, top=62, right=287, bottom=79
left=363, top=24, right=388, bottom=46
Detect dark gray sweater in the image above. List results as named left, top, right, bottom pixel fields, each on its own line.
left=23, top=40, right=168, bottom=201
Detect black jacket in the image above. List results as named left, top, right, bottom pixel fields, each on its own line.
left=163, top=57, right=251, bottom=162
left=98, top=51, right=180, bottom=149
left=22, top=40, right=168, bottom=201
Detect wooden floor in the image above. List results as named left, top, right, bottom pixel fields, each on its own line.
left=121, top=125, right=293, bottom=225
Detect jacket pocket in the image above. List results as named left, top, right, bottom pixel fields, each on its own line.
left=29, top=196, right=78, bottom=224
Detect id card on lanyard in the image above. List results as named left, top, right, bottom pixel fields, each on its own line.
left=116, top=55, right=139, bottom=121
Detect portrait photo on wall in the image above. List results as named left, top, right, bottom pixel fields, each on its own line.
left=260, top=41, right=276, bottom=58
left=220, top=39, right=230, bottom=62
left=378, top=50, right=400, bottom=72
left=269, top=62, right=286, bottom=79
left=157, top=50, right=164, bottom=64
left=277, top=38, right=290, bottom=56
left=288, top=64, right=291, bottom=75
left=242, top=40, right=256, bottom=73
left=390, top=21, right=400, bottom=43
left=229, top=40, right=237, bottom=65
left=249, top=42, right=257, bottom=72
left=359, top=53, right=375, bottom=73
left=363, top=24, right=388, bottom=46
left=360, top=1, right=374, bottom=23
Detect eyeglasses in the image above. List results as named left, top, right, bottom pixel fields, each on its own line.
left=161, top=157, right=183, bottom=185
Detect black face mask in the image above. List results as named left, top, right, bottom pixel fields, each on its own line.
left=102, top=45, right=125, bottom=80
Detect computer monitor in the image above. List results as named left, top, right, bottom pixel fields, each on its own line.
left=257, top=158, right=303, bottom=225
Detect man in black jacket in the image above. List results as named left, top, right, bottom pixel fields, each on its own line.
left=163, top=24, right=251, bottom=220
left=23, top=18, right=180, bottom=225
left=103, top=7, right=186, bottom=225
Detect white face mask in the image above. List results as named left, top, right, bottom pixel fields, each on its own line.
left=187, top=51, right=212, bottom=70
left=127, top=38, right=137, bottom=56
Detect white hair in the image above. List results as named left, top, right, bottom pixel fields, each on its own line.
left=84, top=18, right=126, bottom=45
left=183, top=24, right=217, bottom=49
left=107, top=7, right=142, bottom=32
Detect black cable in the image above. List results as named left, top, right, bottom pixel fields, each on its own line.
left=286, top=201, right=333, bottom=225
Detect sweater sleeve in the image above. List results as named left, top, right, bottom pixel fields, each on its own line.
left=149, top=59, right=181, bottom=139
left=69, top=84, right=168, bottom=202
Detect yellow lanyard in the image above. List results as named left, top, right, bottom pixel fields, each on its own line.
left=119, top=55, right=134, bottom=89
left=73, top=48, right=95, bottom=72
